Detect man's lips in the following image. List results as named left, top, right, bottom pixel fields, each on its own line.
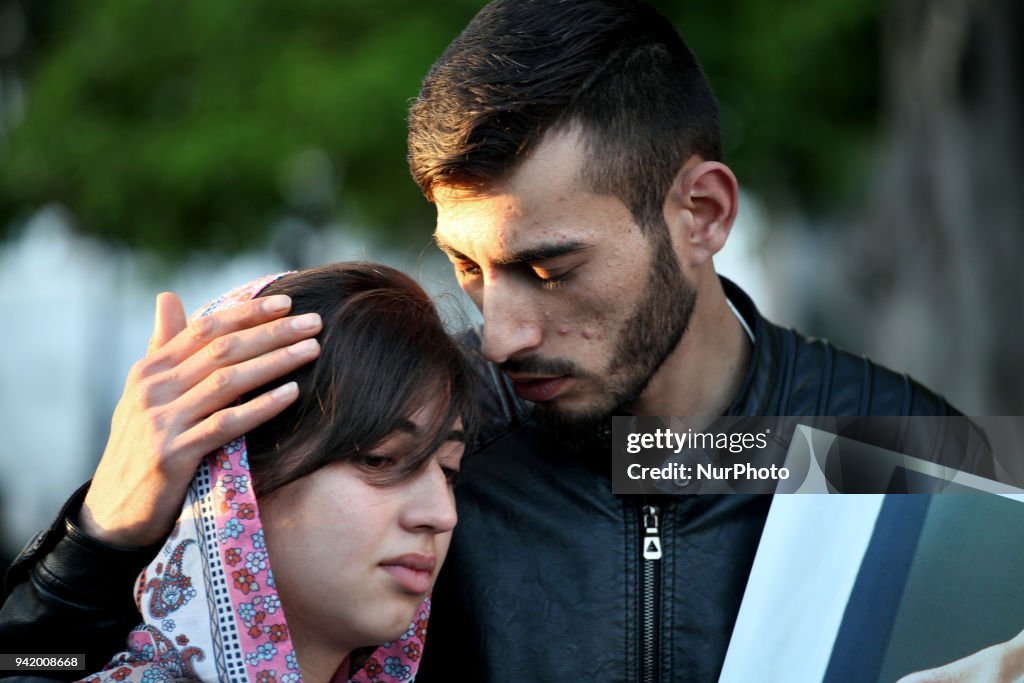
left=507, top=375, right=572, bottom=403
left=380, top=553, right=437, bottom=594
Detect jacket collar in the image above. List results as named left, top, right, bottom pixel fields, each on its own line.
left=721, top=276, right=781, bottom=417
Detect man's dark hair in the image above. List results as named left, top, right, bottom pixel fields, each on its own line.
left=408, top=0, right=722, bottom=231
left=244, top=262, right=478, bottom=497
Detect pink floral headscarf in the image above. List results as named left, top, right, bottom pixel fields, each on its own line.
left=79, top=273, right=431, bottom=683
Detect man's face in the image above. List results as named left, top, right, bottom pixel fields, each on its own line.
left=433, top=129, right=695, bottom=428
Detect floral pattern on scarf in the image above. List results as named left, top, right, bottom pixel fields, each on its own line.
left=78, top=273, right=430, bottom=683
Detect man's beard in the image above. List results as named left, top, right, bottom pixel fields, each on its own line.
left=507, top=227, right=697, bottom=449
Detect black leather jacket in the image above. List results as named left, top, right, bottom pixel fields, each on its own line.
left=416, top=279, right=983, bottom=682
left=0, top=279, right=981, bottom=682
left=0, top=483, right=163, bottom=680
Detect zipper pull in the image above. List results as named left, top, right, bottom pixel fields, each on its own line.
left=641, top=505, right=662, bottom=560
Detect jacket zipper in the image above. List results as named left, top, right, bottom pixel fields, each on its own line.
left=641, top=504, right=662, bottom=683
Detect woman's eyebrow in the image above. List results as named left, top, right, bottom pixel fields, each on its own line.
left=392, top=421, right=463, bottom=442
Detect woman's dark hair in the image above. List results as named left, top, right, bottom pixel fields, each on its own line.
left=243, top=262, right=477, bottom=497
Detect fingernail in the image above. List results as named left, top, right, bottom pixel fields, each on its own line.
left=263, top=295, right=291, bottom=313
left=288, top=338, right=319, bottom=355
left=272, top=381, right=298, bottom=399
left=290, top=313, right=321, bottom=331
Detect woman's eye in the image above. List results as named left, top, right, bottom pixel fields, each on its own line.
left=457, top=263, right=481, bottom=278
left=442, top=467, right=461, bottom=486
left=359, top=454, right=396, bottom=470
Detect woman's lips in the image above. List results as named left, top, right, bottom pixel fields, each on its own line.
left=381, top=565, right=434, bottom=594
left=510, top=376, right=572, bottom=403
left=380, top=553, right=437, bottom=594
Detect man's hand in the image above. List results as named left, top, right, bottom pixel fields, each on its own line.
left=79, top=291, right=322, bottom=548
left=897, top=628, right=1024, bottom=683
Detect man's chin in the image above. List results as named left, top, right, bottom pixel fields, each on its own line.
left=532, top=400, right=616, bottom=453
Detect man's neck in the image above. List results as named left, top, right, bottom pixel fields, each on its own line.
left=630, top=272, right=752, bottom=420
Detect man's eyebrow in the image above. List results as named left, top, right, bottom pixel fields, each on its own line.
left=494, top=242, right=592, bottom=266
left=433, top=234, right=468, bottom=260
left=433, top=233, right=592, bottom=266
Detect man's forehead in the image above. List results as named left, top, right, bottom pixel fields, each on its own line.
left=432, top=182, right=631, bottom=267
left=432, top=186, right=532, bottom=256
left=433, top=197, right=596, bottom=264
left=431, top=128, right=588, bottom=222
left=432, top=194, right=601, bottom=259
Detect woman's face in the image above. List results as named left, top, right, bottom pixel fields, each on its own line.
left=259, top=404, right=464, bottom=663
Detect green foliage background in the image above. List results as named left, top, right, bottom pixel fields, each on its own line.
left=0, top=0, right=880, bottom=260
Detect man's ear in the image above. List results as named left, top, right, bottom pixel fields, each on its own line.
left=663, top=159, right=739, bottom=267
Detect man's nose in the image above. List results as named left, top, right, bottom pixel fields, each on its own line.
left=479, top=277, right=543, bottom=364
